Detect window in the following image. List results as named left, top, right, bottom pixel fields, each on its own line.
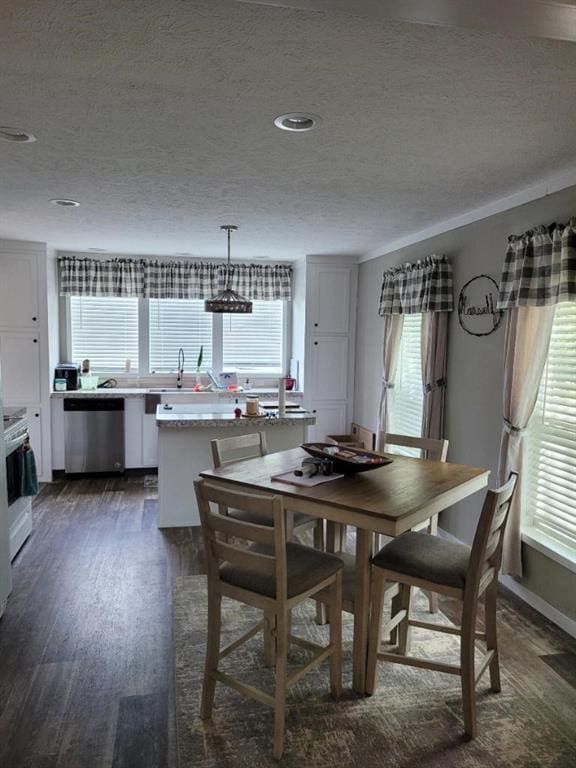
left=149, top=299, right=213, bottom=372
left=69, top=296, right=139, bottom=373
left=222, top=301, right=284, bottom=374
left=68, top=296, right=286, bottom=376
left=525, top=301, right=576, bottom=552
left=388, top=313, right=423, bottom=454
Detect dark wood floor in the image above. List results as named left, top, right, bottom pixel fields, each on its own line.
left=0, top=475, right=202, bottom=768
left=1, top=475, right=575, bottom=768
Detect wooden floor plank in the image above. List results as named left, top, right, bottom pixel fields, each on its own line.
left=112, top=691, right=169, bottom=768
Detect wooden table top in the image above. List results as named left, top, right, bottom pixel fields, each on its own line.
left=200, top=447, right=490, bottom=532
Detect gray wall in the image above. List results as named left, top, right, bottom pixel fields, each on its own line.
left=354, top=185, right=576, bottom=621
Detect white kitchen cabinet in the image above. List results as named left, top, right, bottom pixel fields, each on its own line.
left=0, top=242, right=53, bottom=482
left=309, top=336, right=349, bottom=401
left=123, top=398, right=158, bottom=468
left=124, top=398, right=143, bottom=469
left=296, top=256, right=357, bottom=442
left=142, top=414, right=158, bottom=466
left=307, top=402, right=348, bottom=443
left=310, top=265, right=352, bottom=334
left=0, top=332, right=41, bottom=404
left=0, top=252, right=39, bottom=330
left=26, top=407, right=43, bottom=479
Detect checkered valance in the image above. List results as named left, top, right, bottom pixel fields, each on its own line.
left=57, top=256, right=293, bottom=300
left=497, top=218, right=576, bottom=309
left=378, top=255, right=453, bottom=315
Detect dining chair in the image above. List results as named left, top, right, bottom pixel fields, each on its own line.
left=326, top=433, right=449, bottom=615
left=211, top=432, right=325, bottom=547
left=195, top=478, right=343, bottom=760
left=365, top=472, right=518, bottom=740
left=377, top=433, right=449, bottom=612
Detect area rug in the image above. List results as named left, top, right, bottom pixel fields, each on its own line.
left=173, top=576, right=576, bottom=768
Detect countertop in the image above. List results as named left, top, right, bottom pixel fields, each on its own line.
left=156, top=409, right=315, bottom=429
left=51, top=388, right=303, bottom=399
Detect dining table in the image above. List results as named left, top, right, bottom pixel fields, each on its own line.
left=200, top=446, right=490, bottom=693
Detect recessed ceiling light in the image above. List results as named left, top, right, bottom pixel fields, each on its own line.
left=174, top=252, right=192, bottom=256
left=274, top=113, right=321, bottom=132
left=50, top=199, right=80, bottom=207
left=88, top=247, right=107, bottom=252
left=0, top=126, right=37, bottom=143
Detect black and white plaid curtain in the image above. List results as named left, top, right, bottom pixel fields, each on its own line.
left=58, top=257, right=293, bottom=300
left=497, top=218, right=576, bottom=309
left=378, top=255, right=453, bottom=315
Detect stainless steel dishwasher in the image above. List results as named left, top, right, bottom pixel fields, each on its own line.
left=64, top=398, right=125, bottom=473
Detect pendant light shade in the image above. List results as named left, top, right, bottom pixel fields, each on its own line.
left=205, top=225, right=253, bottom=314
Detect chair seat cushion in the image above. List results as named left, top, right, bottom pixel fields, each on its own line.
left=220, top=542, right=343, bottom=599
left=227, top=507, right=316, bottom=529
left=371, top=531, right=471, bottom=589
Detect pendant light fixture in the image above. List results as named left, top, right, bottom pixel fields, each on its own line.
left=205, top=225, right=253, bottom=314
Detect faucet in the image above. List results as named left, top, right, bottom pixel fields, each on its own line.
left=176, top=347, right=185, bottom=389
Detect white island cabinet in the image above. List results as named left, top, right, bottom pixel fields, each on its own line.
left=156, top=403, right=315, bottom=527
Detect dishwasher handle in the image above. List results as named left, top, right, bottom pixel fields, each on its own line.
left=63, top=398, right=125, bottom=412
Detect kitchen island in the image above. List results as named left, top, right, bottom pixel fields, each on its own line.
left=156, top=403, right=315, bottom=526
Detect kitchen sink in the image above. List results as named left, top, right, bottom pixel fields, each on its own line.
left=148, top=387, right=196, bottom=393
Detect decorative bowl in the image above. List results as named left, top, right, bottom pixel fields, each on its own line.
left=300, top=443, right=393, bottom=474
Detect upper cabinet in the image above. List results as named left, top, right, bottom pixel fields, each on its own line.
left=0, top=332, right=42, bottom=404
left=309, top=264, right=352, bottom=334
left=0, top=252, right=39, bottom=329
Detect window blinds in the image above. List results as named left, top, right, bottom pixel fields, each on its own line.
left=525, top=301, right=576, bottom=549
left=222, top=301, right=284, bottom=373
left=149, top=299, right=213, bottom=372
left=70, top=296, right=139, bottom=373
left=388, top=313, right=423, bottom=454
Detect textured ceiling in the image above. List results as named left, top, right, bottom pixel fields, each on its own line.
left=1, top=0, right=576, bottom=260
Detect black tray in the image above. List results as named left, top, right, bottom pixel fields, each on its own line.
left=301, top=443, right=393, bottom=475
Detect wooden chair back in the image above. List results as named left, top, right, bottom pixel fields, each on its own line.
left=466, top=472, right=518, bottom=600
left=211, top=431, right=267, bottom=469
left=194, top=479, right=288, bottom=602
left=377, top=432, right=449, bottom=461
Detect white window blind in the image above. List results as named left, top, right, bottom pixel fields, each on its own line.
left=388, top=313, right=423, bottom=455
left=69, top=296, right=139, bottom=373
left=525, top=301, right=576, bottom=551
left=222, top=301, right=284, bottom=373
left=149, top=299, right=213, bottom=372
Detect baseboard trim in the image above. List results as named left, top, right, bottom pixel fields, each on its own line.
left=439, top=527, right=576, bottom=640
left=499, top=575, right=576, bottom=640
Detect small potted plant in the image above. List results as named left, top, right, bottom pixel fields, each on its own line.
left=194, top=345, right=204, bottom=391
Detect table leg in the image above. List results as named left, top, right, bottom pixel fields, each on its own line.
left=352, top=527, right=372, bottom=694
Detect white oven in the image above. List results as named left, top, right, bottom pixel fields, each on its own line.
left=4, top=410, right=33, bottom=559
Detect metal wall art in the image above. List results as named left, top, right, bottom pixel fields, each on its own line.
left=457, top=274, right=503, bottom=337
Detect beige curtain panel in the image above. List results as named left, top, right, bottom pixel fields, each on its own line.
left=421, top=311, right=448, bottom=444
left=377, top=314, right=404, bottom=441
left=498, top=305, right=555, bottom=576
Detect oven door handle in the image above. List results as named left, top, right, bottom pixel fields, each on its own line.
left=5, top=432, right=29, bottom=455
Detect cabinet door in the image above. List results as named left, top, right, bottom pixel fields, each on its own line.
left=26, top=407, right=43, bottom=479
left=310, top=336, right=348, bottom=401
left=142, top=414, right=158, bottom=467
left=0, top=332, right=41, bottom=404
left=308, top=402, right=348, bottom=443
left=310, top=266, right=351, bottom=334
left=0, top=253, right=39, bottom=329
